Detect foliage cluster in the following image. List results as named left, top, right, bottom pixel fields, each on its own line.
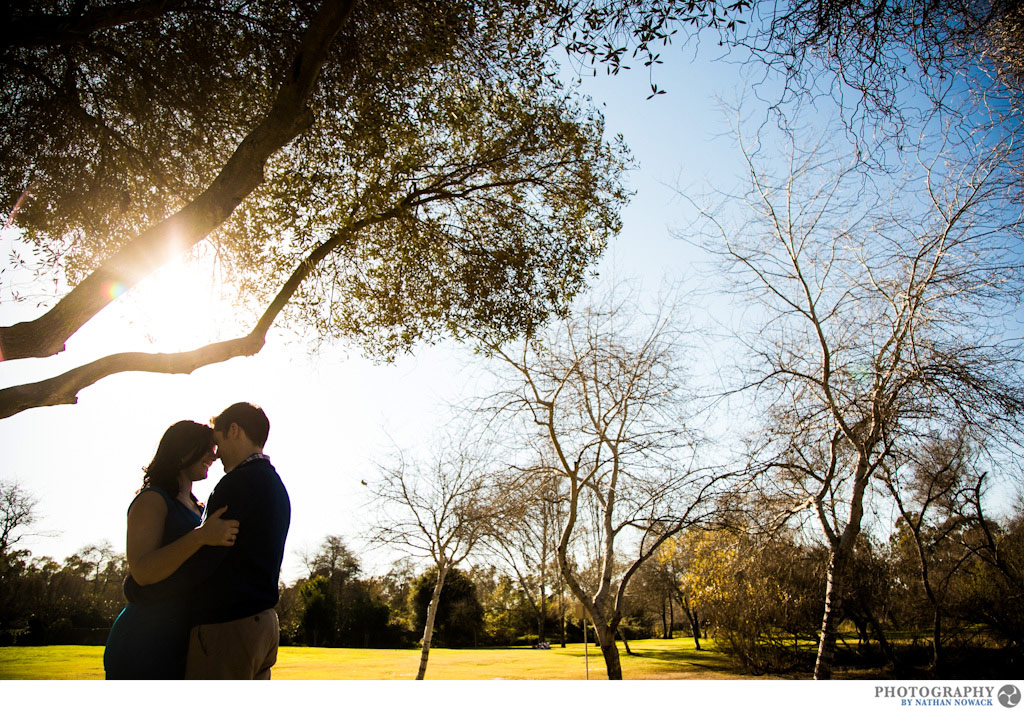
left=0, top=0, right=639, bottom=420
left=0, top=540, right=125, bottom=646
left=646, top=517, right=1024, bottom=677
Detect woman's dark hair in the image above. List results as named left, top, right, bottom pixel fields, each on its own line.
left=142, top=420, right=214, bottom=500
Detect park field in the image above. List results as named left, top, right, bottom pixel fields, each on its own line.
left=0, top=637, right=743, bottom=680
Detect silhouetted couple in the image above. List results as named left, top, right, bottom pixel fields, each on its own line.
left=103, top=402, right=291, bottom=680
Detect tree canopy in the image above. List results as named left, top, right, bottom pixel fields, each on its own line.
left=0, top=0, right=640, bottom=418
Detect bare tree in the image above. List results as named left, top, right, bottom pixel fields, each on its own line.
left=480, top=463, right=565, bottom=644
left=736, top=0, right=1024, bottom=155
left=482, top=287, right=723, bottom=679
left=367, top=436, right=516, bottom=679
left=686, top=113, right=1024, bottom=678
left=0, top=479, right=37, bottom=555
left=886, top=430, right=1024, bottom=665
left=880, top=431, right=991, bottom=672
left=63, top=540, right=126, bottom=601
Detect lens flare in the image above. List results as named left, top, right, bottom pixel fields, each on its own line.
left=104, top=281, right=127, bottom=300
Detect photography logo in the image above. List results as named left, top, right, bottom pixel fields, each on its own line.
left=999, top=686, right=1021, bottom=709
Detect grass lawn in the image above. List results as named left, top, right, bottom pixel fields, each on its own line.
left=0, top=637, right=743, bottom=680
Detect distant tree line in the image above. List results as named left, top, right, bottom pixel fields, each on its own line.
left=0, top=538, right=126, bottom=645
left=0, top=526, right=654, bottom=650
left=269, top=534, right=664, bottom=651
left=5, top=517, right=1021, bottom=678
left=4, top=472, right=1021, bottom=681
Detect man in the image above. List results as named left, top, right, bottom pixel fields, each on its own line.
left=182, top=402, right=291, bottom=679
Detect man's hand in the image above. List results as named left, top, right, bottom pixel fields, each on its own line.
left=197, top=506, right=240, bottom=547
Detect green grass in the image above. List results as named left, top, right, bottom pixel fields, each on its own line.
left=0, top=644, right=105, bottom=680
left=0, top=637, right=741, bottom=680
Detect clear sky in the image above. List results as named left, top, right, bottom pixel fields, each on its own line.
left=0, top=42, right=770, bottom=584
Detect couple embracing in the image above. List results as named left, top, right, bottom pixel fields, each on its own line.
left=103, top=402, right=291, bottom=680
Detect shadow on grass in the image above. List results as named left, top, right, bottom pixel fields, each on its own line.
left=574, top=638, right=742, bottom=673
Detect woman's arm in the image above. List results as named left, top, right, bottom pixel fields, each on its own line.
left=126, top=491, right=239, bottom=586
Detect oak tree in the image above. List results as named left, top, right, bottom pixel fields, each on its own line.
left=0, top=1, right=632, bottom=419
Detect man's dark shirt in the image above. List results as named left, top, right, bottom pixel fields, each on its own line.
left=126, top=455, right=291, bottom=626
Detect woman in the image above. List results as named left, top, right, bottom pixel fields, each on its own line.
left=104, top=420, right=239, bottom=679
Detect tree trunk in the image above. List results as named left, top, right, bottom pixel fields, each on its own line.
left=813, top=548, right=848, bottom=680
left=814, top=450, right=873, bottom=680
left=677, top=593, right=701, bottom=650
left=849, top=609, right=869, bottom=649
left=931, top=607, right=943, bottom=672
left=864, top=605, right=898, bottom=669
left=618, top=626, right=635, bottom=656
left=915, top=543, right=943, bottom=672
left=689, top=607, right=702, bottom=651
left=904, top=511, right=945, bottom=673
left=595, top=625, right=624, bottom=680
left=668, top=595, right=675, bottom=639
left=539, top=578, right=547, bottom=643
left=416, top=566, right=448, bottom=680
left=560, top=596, right=566, bottom=648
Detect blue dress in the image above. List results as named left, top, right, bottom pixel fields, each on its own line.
left=103, top=487, right=201, bottom=679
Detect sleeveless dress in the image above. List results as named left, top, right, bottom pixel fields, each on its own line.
left=103, top=487, right=201, bottom=679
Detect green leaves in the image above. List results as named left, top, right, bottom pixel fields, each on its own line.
left=260, top=67, right=630, bottom=358
left=2, top=1, right=629, bottom=361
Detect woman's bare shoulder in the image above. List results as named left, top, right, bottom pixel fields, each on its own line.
left=127, top=487, right=169, bottom=517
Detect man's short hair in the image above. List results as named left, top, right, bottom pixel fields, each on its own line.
left=211, top=402, right=270, bottom=447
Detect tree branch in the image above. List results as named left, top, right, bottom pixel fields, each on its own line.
left=1, top=0, right=190, bottom=50
left=0, top=335, right=266, bottom=420
left=0, top=213, right=367, bottom=419
left=0, top=0, right=355, bottom=362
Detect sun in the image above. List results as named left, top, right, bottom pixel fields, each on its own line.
left=128, top=254, right=230, bottom=352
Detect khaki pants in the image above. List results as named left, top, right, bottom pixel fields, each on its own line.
left=185, top=609, right=279, bottom=680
